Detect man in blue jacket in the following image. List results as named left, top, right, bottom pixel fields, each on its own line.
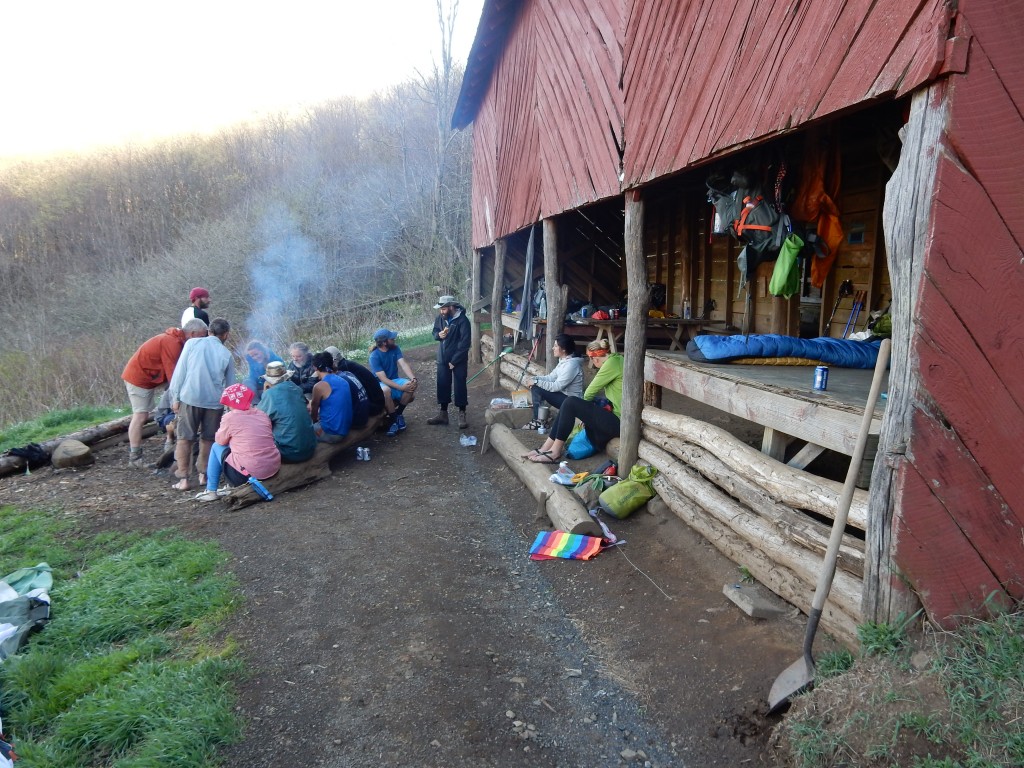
left=427, top=295, right=471, bottom=429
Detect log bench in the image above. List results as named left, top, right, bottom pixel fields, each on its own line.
left=225, top=414, right=383, bottom=510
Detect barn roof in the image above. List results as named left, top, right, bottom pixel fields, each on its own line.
left=451, top=0, right=522, bottom=130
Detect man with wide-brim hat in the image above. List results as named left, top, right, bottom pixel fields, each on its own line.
left=255, top=361, right=316, bottom=463
left=428, top=294, right=471, bottom=429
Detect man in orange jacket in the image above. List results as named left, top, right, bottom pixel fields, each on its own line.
left=121, top=318, right=209, bottom=467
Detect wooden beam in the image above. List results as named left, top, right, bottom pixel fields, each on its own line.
left=787, top=442, right=827, bottom=470
left=543, top=217, right=565, bottom=372
left=470, top=248, right=482, bottom=364
left=619, top=190, right=648, bottom=475
left=491, top=238, right=507, bottom=390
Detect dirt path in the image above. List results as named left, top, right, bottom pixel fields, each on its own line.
left=1, top=345, right=815, bottom=767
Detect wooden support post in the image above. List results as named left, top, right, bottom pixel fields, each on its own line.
left=619, top=190, right=649, bottom=476
left=543, top=217, right=565, bottom=372
left=491, top=238, right=508, bottom=389
left=643, top=381, right=662, bottom=408
left=470, top=248, right=482, bottom=364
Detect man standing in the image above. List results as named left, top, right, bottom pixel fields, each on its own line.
left=368, top=329, right=417, bottom=437
left=427, top=295, right=471, bottom=429
left=181, top=287, right=211, bottom=328
left=121, top=318, right=209, bottom=468
left=167, top=318, right=236, bottom=490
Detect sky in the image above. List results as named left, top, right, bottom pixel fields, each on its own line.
left=1, top=0, right=485, bottom=161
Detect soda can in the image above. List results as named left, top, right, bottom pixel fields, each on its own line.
left=356, top=447, right=365, bottom=461
left=362, top=447, right=371, bottom=462
left=813, top=365, right=829, bottom=392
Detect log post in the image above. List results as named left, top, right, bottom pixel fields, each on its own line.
left=619, top=190, right=649, bottom=476
left=470, top=247, right=482, bottom=364
left=643, top=381, right=662, bottom=408
left=491, top=238, right=508, bottom=389
left=543, top=217, right=566, bottom=372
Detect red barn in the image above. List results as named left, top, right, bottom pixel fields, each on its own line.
left=454, top=0, right=1023, bottom=642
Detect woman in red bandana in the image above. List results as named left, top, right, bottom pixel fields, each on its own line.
left=523, top=339, right=623, bottom=464
left=195, top=383, right=281, bottom=502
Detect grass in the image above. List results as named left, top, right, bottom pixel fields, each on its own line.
left=0, top=405, right=127, bottom=453
left=775, top=609, right=1024, bottom=768
left=0, top=506, right=242, bottom=767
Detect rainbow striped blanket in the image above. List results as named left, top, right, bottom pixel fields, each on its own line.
left=529, top=531, right=603, bottom=561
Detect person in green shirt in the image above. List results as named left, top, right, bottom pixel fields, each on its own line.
left=256, top=361, right=317, bottom=463
left=524, top=339, right=623, bottom=463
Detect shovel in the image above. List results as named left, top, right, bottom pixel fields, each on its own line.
left=768, top=338, right=891, bottom=713
left=467, top=346, right=513, bottom=385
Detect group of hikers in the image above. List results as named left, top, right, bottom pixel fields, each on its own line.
left=120, top=288, right=625, bottom=501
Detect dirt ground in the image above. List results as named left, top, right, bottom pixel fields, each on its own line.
left=0, top=345, right=824, bottom=767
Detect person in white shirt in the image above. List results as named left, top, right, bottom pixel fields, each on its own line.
left=520, top=334, right=584, bottom=431
left=181, top=287, right=211, bottom=328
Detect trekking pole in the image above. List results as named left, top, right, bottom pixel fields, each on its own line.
left=467, top=346, right=513, bottom=385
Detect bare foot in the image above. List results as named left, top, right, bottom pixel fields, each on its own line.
left=172, top=478, right=192, bottom=491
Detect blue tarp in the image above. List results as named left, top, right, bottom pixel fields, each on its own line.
left=687, top=334, right=882, bottom=368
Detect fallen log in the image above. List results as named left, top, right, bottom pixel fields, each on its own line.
left=637, top=441, right=862, bottom=636
left=642, top=425, right=865, bottom=579
left=1, top=414, right=139, bottom=477
left=225, top=415, right=383, bottom=510
left=642, top=407, right=868, bottom=530
left=487, top=423, right=602, bottom=537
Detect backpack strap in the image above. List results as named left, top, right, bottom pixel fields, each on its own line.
left=735, top=195, right=774, bottom=236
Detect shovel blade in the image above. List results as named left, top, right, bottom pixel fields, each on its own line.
left=768, top=655, right=815, bottom=713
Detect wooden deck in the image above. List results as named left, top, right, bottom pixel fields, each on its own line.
left=645, top=351, right=887, bottom=466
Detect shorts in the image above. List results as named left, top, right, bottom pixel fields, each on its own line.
left=313, top=422, right=346, bottom=444
left=175, top=403, right=223, bottom=442
left=381, top=377, right=410, bottom=403
left=125, top=382, right=157, bottom=414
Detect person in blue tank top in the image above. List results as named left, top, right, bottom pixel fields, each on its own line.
left=309, top=352, right=353, bottom=443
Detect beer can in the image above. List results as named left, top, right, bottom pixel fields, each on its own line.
left=813, top=365, right=829, bottom=392
left=356, top=447, right=366, bottom=461
left=362, top=447, right=371, bottom=462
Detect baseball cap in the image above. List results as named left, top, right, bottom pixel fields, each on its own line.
left=189, top=287, right=210, bottom=302
left=373, top=328, right=398, bottom=343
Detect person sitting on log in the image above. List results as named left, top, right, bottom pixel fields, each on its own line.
left=523, top=338, right=623, bottom=464
left=368, top=329, right=417, bottom=437
left=195, top=383, right=280, bottom=502
left=309, top=352, right=355, bottom=443
left=325, top=346, right=386, bottom=419
left=256, top=361, right=317, bottom=463
left=243, top=340, right=283, bottom=405
left=286, top=342, right=317, bottom=396
left=519, top=333, right=584, bottom=431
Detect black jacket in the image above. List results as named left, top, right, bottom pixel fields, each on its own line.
left=433, top=308, right=471, bottom=367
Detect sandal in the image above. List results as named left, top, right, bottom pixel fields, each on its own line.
left=520, top=420, right=543, bottom=431
left=194, top=490, right=220, bottom=503
left=521, top=448, right=550, bottom=460
left=528, top=452, right=561, bottom=465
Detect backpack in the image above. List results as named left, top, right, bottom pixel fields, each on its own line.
left=337, top=371, right=369, bottom=428
left=708, top=170, right=791, bottom=285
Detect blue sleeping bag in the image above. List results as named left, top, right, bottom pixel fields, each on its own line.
left=687, top=334, right=882, bottom=368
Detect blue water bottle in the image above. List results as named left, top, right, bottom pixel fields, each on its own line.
left=504, top=289, right=514, bottom=313
left=248, top=476, right=274, bottom=501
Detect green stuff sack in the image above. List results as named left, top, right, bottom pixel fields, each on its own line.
left=598, top=465, right=658, bottom=519
left=768, top=232, right=804, bottom=299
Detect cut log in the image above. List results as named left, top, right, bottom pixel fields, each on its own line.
left=642, top=425, right=865, bottom=579
left=0, top=414, right=138, bottom=477
left=642, top=407, right=868, bottom=530
left=487, top=424, right=602, bottom=537
left=638, top=441, right=862, bottom=638
left=225, top=415, right=382, bottom=510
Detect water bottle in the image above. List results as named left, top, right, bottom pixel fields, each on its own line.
left=247, top=476, right=274, bottom=501
left=683, top=299, right=692, bottom=319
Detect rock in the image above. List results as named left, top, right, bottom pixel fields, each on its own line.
left=645, top=497, right=671, bottom=518
left=722, top=582, right=790, bottom=619
left=51, top=439, right=94, bottom=469
left=621, top=748, right=637, bottom=760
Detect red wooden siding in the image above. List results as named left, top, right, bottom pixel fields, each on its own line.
left=470, top=0, right=625, bottom=248
left=892, top=0, right=1024, bottom=624
left=622, top=0, right=953, bottom=186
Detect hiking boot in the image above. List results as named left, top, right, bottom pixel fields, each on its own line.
left=127, top=448, right=144, bottom=469
left=427, top=409, right=449, bottom=426
left=396, top=414, right=407, bottom=431
left=458, top=410, right=468, bottom=429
